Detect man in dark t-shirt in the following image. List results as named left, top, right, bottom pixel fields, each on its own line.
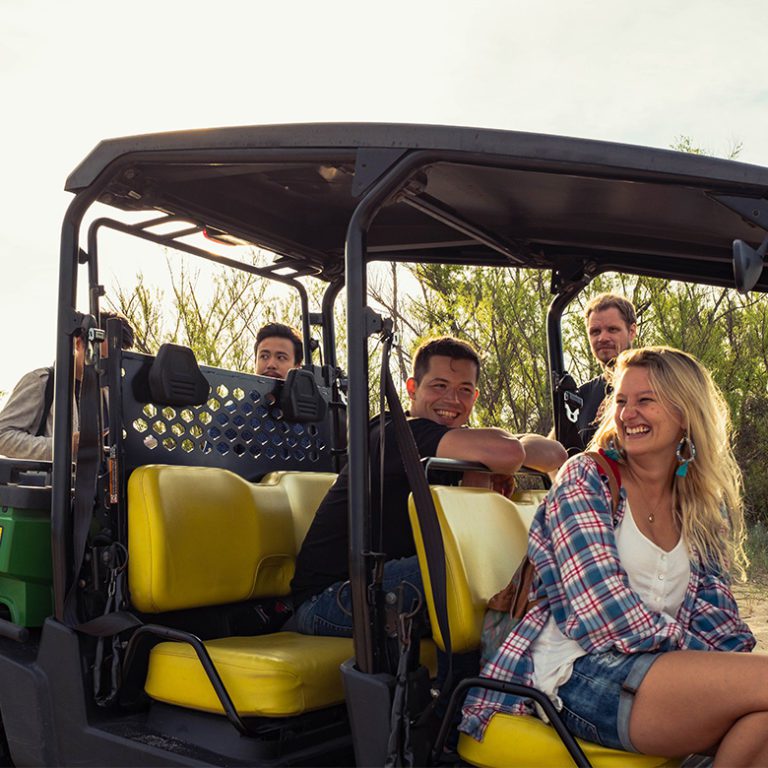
left=291, top=336, right=567, bottom=636
left=575, top=293, right=637, bottom=450
left=291, top=417, right=452, bottom=611
left=575, top=375, right=610, bottom=450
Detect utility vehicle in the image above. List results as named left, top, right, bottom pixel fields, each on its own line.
left=0, top=123, right=766, bottom=766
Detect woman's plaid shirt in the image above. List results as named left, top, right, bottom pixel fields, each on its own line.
left=460, top=453, right=755, bottom=741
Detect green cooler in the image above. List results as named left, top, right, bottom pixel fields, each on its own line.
left=0, top=459, right=53, bottom=627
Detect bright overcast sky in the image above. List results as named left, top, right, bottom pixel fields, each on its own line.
left=1, top=0, right=767, bottom=398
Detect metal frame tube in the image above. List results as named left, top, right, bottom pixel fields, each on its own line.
left=87, top=214, right=314, bottom=362
left=345, top=149, right=546, bottom=671
left=321, top=278, right=343, bottom=371
left=122, top=624, right=250, bottom=735
left=546, top=279, right=591, bottom=429
left=299, top=291, right=312, bottom=367
left=86, top=215, right=316, bottom=286
left=344, top=150, right=438, bottom=673
left=433, top=677, right=590, bottom=767
left=52, top=195, right=92, bottom=619
left=322, top=279, right=346, bottom=472
left=400, top=192, right=527, bottom=265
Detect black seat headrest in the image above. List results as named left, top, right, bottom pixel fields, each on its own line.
left=280, top=368, right=328, bottom=423
left=148, top=344, right=210, bottom=406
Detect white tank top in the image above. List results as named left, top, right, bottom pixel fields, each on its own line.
left=530, top=501, right=689, bottom=708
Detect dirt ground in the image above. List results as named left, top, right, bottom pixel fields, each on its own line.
left=733, top=580, right=768, bottom=651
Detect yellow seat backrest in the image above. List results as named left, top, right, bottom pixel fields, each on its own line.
left=258, top=471, right=337, bottom=550
left=128, top=465, right=296, bottom=613
left=508, top=487, right=547, bottom=529
left=408, top=486, right=531, bottom=653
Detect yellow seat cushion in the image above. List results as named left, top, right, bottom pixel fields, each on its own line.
left=145, top=632, right=354, bottom=717
left=458, top=714, right=677, bottom=768
left=146, top=632, right=439, bottom=717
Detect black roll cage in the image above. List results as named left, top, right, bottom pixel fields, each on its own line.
left=54, top=124, right=768, bottom=677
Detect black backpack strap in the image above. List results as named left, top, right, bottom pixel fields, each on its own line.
left=35, top=367, right=55, bottom=437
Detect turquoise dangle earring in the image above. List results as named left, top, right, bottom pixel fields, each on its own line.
left=675, top=435, right=696, bottom=477
left=604, top=437, right=623, bottom=462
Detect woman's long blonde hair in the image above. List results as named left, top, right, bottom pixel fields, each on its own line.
left=591, top=346, right=748, bottom=580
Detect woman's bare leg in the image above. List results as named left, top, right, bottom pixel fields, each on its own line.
left=714, top=711, right=768, bottom=767
left=629, top=650, right=768, bottom=765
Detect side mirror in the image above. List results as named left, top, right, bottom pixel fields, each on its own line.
left=733, top=235, right=768, bottom=295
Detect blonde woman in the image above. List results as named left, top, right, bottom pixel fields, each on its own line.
left=461, top=347, right=765, bottom=766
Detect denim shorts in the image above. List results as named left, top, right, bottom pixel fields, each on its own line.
left=555, top=650, right=661, bottom=752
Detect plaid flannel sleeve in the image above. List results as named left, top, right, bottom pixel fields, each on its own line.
left=682, top=566, right=755, bottom=652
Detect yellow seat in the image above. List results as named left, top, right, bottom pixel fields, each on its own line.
left=409, top=487, right=530, bottom=653
left=127, top=465, right=349, bottom=718
left=145, top=633, right=438, bottom=717
left=408, top=486, right=675, bottom=768
left=508, top=486, right=546, bottom=529
left=458, top=715, right=677, bottom=768
left=146, top=633, right=354, bottom=716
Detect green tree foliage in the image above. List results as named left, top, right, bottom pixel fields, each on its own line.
left=670, top=135, right=742, bottom=160
left=112, top=252, right=312, bottom=372
left=113, top=249, right=768, bottom=529
left=406, top=264, right=553, bottom=434
left=406, top=263, right=768, bottom=525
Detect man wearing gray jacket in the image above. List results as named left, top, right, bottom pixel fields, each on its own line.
left=0, top=312, right=134, bottom=461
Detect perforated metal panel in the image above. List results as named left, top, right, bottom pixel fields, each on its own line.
left=120, top=352, right=336, bottom=481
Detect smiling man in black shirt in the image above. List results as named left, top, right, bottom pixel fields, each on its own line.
left=291, top=336, right=567, bottom=635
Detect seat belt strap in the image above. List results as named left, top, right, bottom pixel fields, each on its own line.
left=382, top=362, right=452, bottom=663
left=64, top=351, right=102, bottom=626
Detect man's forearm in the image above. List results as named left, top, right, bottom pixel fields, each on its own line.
left=0, top=370, right=52, bottom=461
left=436, top=426, right=525, bottom=475
left=0, top=430, right=52, bottom=461
left=518, top=434, right=567, bottom=473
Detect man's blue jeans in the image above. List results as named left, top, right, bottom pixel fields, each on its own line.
left=294, top=556, right=424, bottom=636
left=293, top=555, right=479, bottom=719
left=293, top=555, right=478, bottom=750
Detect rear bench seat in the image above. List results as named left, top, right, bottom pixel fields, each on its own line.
left=127, top=465, right=351, bottom=718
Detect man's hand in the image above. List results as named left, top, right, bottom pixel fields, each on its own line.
left=489, top=473, right=515, bottom=498
left=461, top=471, right=515, bottom=498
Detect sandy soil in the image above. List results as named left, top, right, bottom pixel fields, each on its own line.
left=733, top=581, right=768, bottom=651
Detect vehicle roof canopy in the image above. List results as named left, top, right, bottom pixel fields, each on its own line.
left=67, top=122, right=768, bottom=289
